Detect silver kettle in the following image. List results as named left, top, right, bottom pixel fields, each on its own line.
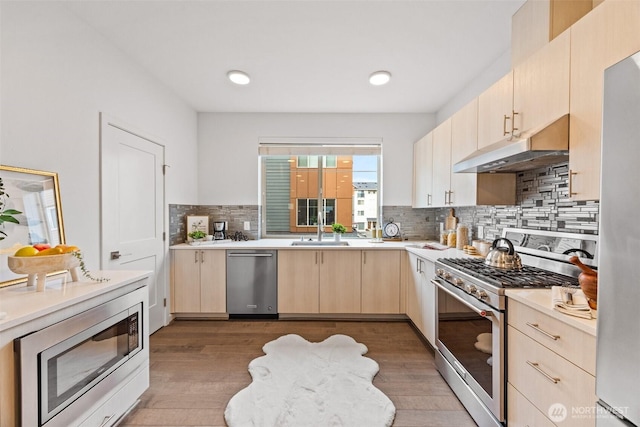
left=485, top=238, right=522, bottom=270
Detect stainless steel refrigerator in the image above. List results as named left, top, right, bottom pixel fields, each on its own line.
left=596, top=49, right=640, bottom=427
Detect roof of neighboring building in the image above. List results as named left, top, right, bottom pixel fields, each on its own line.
left=353, top=182, right=378, bottom=191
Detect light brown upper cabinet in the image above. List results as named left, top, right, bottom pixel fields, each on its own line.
left=451, top=99, right=482, bottom=206
left=431, top=118, right=453, bottom=206
left=569, top=0, right=640, bottom=201
left=451, top=99, right=516, bottom=206
left=478, top=30, right=570, bottom=151
left=429, top=105, right=516, bottom=208
left=412, top=132, right=433, bottom=208
left=512, top=29, right=571, bottom=138
left=477, top=72, right=514, bottom=150
left=511, top=0, right=592, bottom=67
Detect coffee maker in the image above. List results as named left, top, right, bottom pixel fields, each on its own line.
left=213, top=221, right=227, bottom=240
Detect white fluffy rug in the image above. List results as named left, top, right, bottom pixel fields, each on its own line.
left=224, top=334, right=396, bottom=427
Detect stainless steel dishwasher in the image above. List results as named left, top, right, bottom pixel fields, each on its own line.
left=226, top=249, right=277, bottom=318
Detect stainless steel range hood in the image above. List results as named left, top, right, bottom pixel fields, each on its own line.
left=453, top=115, right=569, bottom=173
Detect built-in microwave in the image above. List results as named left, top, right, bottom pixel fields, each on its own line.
left=14, top=286, right=147, bottom=427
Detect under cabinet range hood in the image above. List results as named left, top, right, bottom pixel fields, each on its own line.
left=453, top=114, right=569, bottom=173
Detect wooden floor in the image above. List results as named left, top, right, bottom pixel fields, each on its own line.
left=120, top=320, right=476, bottom=427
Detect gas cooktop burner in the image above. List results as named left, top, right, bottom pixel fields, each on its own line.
left=439, top=257, right=579, bottom=288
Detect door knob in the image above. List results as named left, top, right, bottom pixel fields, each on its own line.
left=110, top=251, right=121, bottom=260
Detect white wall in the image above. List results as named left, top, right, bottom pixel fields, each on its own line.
left=436, top=49, right=512, bottom=124
left=0, top=2, right=198, bottom=268
left=197, top=113, right=435, bottom=206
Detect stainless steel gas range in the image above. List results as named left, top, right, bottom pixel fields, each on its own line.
left=432, top=228, right=598, bottom=427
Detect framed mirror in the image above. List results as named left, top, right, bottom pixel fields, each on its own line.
left=0, top=165, right=66, bottom=287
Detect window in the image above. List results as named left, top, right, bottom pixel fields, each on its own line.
left=297, top=155, right=337, bottom=168
left=297, top=199, right=335, bottom=226
left=259, top=141, right=381, bottom=238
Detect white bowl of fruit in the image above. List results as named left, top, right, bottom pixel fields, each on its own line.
left=8, top=244, right=81, bottom=291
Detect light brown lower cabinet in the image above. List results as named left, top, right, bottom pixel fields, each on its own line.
left=171, top=249, right=226, bottom=313
left=277, top=250, right=320, bottom=313
left=405, top=251, right=437, bottom=346
left=278, top=249, right=402, bottom=315
left=361, top=250, right=401, bottom=314
left=507, top=383, right=556, bottom=427
left=278, top=249, right=361, bottom=314
left=319, top=250, right=362, bottom=313
left=172, top=248, right=404, bottom=316
left=507, top=299, right=596, bottom=427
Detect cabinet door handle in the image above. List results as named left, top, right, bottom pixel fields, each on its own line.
left=321, top=252, right=324, bottom=264
left=526, top=361, right=560, bottom=384
left=569, top=169, right=578, bottom=196
left=526, top=322, right=560, bottom=340
left=99, top=414, right=116, bottom=427
left=194, top=251, right=198, bottom=263
left=503, top=114, right=510, bottom=136
left=427, top=194, right=432, bottom=206
left=511, top=110, right=519, bottom=135
left=448, top=190, right=453, bottom=205
left=200, top=251, right=204, bottom=263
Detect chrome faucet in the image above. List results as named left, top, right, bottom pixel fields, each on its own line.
left=317, top=211, right=323, bottom=242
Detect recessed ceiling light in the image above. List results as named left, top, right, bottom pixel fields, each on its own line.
left=369, top=70, right=391, bottom=86
left=227, top=70, right=250, bottom=85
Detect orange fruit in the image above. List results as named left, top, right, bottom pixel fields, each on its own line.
left=56, top=245, right=79, bottom=253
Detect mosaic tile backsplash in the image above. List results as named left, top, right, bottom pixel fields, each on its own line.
left=169, top=205, right=259, bottom=246
left=434, top=162, right=599, bottom=241
left=169, top=162, right=598, bottom=244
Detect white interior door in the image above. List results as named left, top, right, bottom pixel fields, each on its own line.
left=100, top=114, right=166, bottom=334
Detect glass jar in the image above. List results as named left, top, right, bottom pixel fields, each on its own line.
left=440, top=230, right=451, bottom=245
left=456, top=224, right=469, bottom=250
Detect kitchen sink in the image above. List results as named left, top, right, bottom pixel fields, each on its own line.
left=290, top=240, right=350, bottom=246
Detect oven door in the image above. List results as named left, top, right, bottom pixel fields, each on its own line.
left=433, top=278, right=504, bottom=422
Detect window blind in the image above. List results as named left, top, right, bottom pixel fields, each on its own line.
left=258, top=137, right=382, bottom=156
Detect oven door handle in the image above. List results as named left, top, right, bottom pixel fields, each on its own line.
left=431, top=279, right=493, bottom=317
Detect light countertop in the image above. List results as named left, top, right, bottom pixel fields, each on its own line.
left=506, top=288, right=597, bottom=336
left=170, top=239, right=471, bottom=263
left=171, top=238, right=419, bottom=250
left=172, top=238, right=434, bottom=250
left=0, top=270, right=151, bottom=332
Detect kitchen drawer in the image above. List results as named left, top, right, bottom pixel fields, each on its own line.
left=79, top=365, right=148, bottom=427
left=508, top=298, right=596, bottom=375
left=508, top=326, right=596, bottom=427
left=507, top=383, right=555, bottom=427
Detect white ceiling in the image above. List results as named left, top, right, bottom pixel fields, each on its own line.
left=64, top=0, right=526, bottom=114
